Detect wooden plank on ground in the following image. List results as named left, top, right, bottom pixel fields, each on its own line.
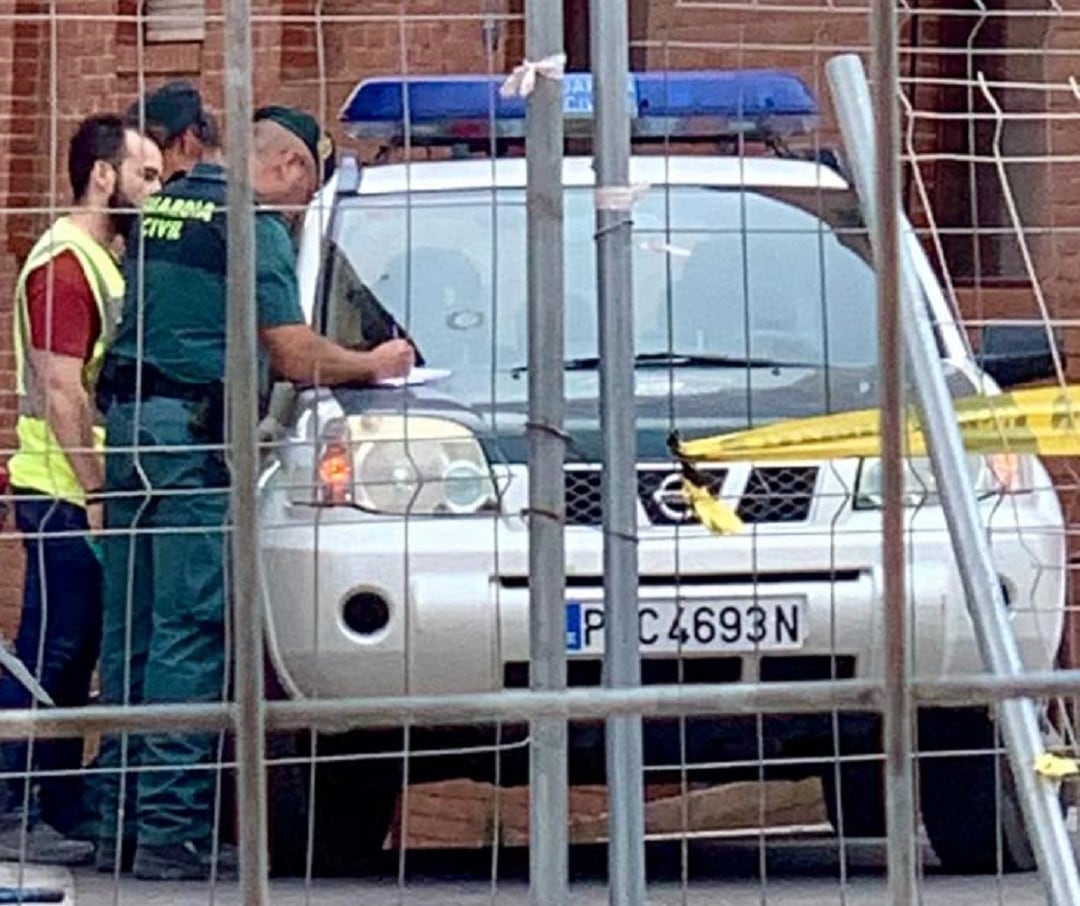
left=386, top=779, right=827, bottom=850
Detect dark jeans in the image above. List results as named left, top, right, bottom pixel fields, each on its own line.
left=0, top=492, right=102, bottom=828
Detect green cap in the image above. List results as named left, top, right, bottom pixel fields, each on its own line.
left=254, top=105, right=336, bottom=184
left=128, top=80, right=206, bottom=144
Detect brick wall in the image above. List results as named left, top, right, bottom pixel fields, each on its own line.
left=1036, top=9, right=1080, bottom=667
left=1044, top=12, right=1080, bottom=361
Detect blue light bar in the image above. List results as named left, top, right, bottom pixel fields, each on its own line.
left=339, top=69, right=819, bottom=145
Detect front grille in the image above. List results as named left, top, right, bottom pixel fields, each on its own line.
left=503, top=656, right=855, bottom=689
left=759, top=655, right=855, bottom=683
left=503, top=656, right=742, bottom=689
left=736, top=466, right=818, bottom=524
left=565, top=467, right=604, bottom=527
left=563, top=464, right=818, bottom=527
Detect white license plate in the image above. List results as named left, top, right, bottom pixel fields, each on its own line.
left=565, top=599, right=806, bottom=655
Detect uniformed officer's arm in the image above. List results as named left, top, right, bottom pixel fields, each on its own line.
left=28, top=349, right=105, bottom=494
left=261, top=323, right=414, bottom=385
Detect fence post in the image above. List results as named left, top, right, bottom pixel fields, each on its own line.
left=867, top=1, right=918, bottom=901
left=525, top=0, right=569, bottom=902
left=223, top=0, right=269, bottom=901
left=827, top=53, right=1080, bottom=906
left=590, top=2, right=648, bottom=904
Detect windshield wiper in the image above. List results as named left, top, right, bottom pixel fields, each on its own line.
left=510, top=352, right=816, bottom=378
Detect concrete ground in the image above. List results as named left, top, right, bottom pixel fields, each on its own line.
left=37, top=835, right=1054, bottom=906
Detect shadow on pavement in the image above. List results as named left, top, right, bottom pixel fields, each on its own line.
left=355, top=836, right=903, bottom=883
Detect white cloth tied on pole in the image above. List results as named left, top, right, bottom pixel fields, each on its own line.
left=499, top=52, right=567, bottom=99
left=594, top=183, right=651, bottom=212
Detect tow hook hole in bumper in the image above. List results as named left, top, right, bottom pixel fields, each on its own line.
left=343, top=591, right=391, bottom=636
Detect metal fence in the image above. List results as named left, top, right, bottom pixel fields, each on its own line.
left=1, top=1, right=1080, bottom=904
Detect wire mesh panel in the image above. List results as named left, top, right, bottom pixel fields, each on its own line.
left=0, top=1, right=1075, bottom=905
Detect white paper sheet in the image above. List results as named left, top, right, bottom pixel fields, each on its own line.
left=375, top=367, right=452, bottom=388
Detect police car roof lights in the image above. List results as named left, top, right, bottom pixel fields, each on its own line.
left=339, top=69, right=819, bottom=145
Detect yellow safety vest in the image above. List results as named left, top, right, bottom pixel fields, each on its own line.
left=8, top=217, right=124, bottom=506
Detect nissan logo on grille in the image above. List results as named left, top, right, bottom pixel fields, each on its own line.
left=651, top=472, right=693, bottom=523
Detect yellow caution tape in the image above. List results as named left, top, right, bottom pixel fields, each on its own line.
left=683, top=478, right=744, bottom=535
left=675, top=385, right=1080, bottom=464
left=672, top=384, right=1080, bottom=536
left=1034, top=752, right=1080, bottom=780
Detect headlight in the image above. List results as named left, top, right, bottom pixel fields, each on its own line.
left=299, top=414, right=498, bottom=516
left=854, top=453, right=1025, bottom=509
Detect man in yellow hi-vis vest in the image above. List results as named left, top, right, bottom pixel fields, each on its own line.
left=0, top=114, right=161, bottom=865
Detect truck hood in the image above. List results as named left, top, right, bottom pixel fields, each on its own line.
left=330, top=363, right=978, bottom=463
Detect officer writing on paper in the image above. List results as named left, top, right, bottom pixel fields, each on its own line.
left=0, top=114, right=162, bottom=865
left=92, top=105, right=411, bottom=880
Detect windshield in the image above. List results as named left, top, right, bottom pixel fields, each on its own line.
left=323, top=184, right=877, bottom=396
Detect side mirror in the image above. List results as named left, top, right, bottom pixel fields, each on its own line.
left=976, top=324, right=1063, bottom=389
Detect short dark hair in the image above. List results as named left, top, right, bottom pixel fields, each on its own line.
left=126, top=117, right=169, bottom=152
left=124, top=108, right=219, bottom=155
left=125, top=80, right=220, bottom=152
left=68, top=114, right=127, bottom=202
left=195, top=110, right=221, bottom=150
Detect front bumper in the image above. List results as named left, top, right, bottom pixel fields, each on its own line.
left=259, top=468, right=1066, bottom=702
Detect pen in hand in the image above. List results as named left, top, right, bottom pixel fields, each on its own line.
left=390, top=320, right=425, bottom=367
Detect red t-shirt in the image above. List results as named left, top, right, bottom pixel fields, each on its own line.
left=24, top=250, right=100, bottom=362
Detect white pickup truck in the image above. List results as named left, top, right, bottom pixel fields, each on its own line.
left=257, top=68, right=1066, bottom=875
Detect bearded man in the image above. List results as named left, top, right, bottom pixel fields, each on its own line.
left=0, top=113, right=162, bottom=864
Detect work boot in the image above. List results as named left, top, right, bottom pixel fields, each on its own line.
left=94, top=835, right=136, bottom=873
left=0, top=820, right=95, bottom=865
left=132, top=840, right=238, bottom=881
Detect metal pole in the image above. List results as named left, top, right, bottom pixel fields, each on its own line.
left=525, top=0, right=568, bottom=902
left=11, top=669, right=1080, bottom=739
left=224, top=0, right=269, bottom=899
left=589, top=2, right=647, bottom=903
left=867, top=3, right=917, bottom=900
left=827, top=53, right=1080, bottom=906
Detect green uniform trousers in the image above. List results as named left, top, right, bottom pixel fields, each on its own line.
left=95, top=395, right=230, bottom=853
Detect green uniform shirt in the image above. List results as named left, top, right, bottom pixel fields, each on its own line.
left=109, top=162, right=305, bottom=386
